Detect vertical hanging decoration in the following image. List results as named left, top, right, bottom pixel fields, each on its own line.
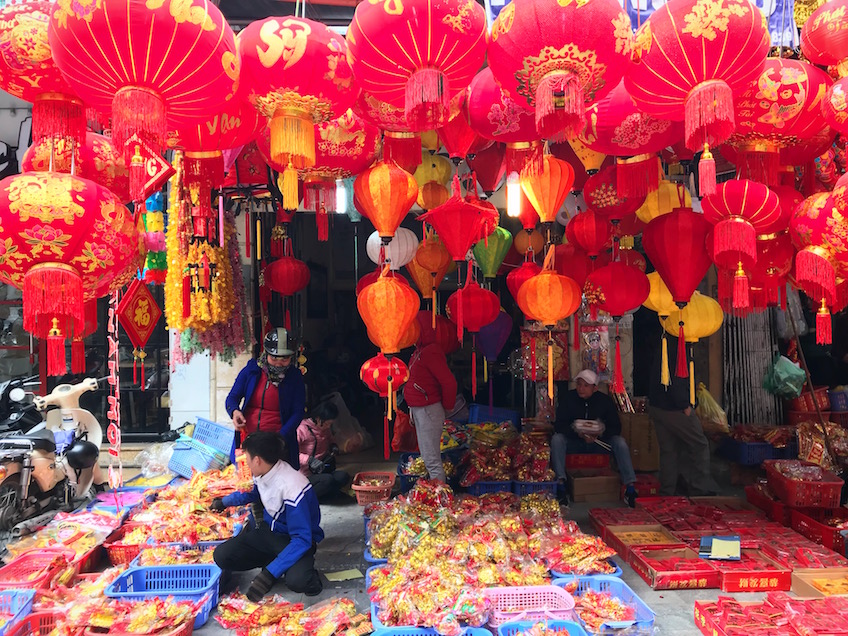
left=106, top=290, right=122, bottom=489
left=142, top=192, right=167, bottom=284
left=117, top=279, right=162, bottom=390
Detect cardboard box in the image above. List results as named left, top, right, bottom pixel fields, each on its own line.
left=620, top=412, right=660, bottom=472
left=792, top=568, right=848, bottom=598
left=605, top=524, right=684, bottom=561
left=709, top=548, right=792, bottom=592
left=588, top=507, right=657, bottom=540
left=568, top=469, right=620, bottom=503
left=630, top=546, right=720, bottom=590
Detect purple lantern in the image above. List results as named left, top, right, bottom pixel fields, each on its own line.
left=476, top=310, right=513, bottom=409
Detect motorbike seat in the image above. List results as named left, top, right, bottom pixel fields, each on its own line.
left=1, top=429, right=56, bottom=453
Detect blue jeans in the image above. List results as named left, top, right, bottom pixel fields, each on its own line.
left=550, top=434, right=636, bottom=486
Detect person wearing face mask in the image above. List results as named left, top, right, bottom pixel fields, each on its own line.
left=297, top=401, right=350, bottom=501
left=226, top=328, right=306, bottom=470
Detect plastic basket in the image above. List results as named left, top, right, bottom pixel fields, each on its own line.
left=484, top=585, right=576, bottom=627
left=772, top=436, right=799, bottom=460
left=789, top=387, right=830, bottom=412
left=103, top=525, right=148, bottom=566
left=551, top=559, right=623, bottom=580
left=129, top=542, right=224, bottom=568
left=168, top=437, right=229, bottom=479
left=497, top=621, right=588, bottom=636
left=790, top=508, right=848, bottom=553
left=513, top=481, right=558, bottom=497
left=787, top=410, right=831, bottom=426
left=191, top=419, right=236, bottom=456
left=351, top=472, right=395, bottom=505
left=744, top=484, right=789, bottom=525
left=553, top=575, right=655, bottom=631
left=763, top=460, right=843, bottom=508
left=468, top=405, right=520, bottom=430
left=0, top=550, right=75, bottom=590
left=397, top=473, right=419, bottom=494
left=0, top=591, right=35, bottom=636
left=364, top=548, right=387, bottom=564
left=5, top=610, right=62, bottom=636
left=719, top=438, right=774, bottom=466
left=464, top=481, right=513, bottom=496
left=104, top=565, right=221, bottom=628
left=83, top=621, right=192, bottom=636
left=830, top=389, right=848, bottom=413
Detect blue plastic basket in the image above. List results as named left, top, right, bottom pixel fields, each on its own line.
left=468, top=404, right=520, bottom=429
left=465, top=481, right=513, bottom=496
left=0, top=590, right=35, bottom=636
left=552, top=575, right=655, bottom=632
left=513, top=481, right=558, bottom=497
left=718, top=438, right=774, bottom=466
left=168, top=436, right=230, bottom=479
left=364, top=515, right=370, bottom=542
left=129, top=542, right=224, bottom=568
left=830, top=389, right=848, bottom=412
left=372, top=629, right=492, bottom=635
left=497, top=621, right=589, bottom=636
left=104, top=565, right=221, bottom=628
left=364, top=548, right=387, bottom=564
left=551, top=559, right=623, bottom=580
left=192, top=418, right=236, bottom=456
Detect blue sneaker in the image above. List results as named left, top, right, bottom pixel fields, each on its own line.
left=625, top=485, right=638, bottom=508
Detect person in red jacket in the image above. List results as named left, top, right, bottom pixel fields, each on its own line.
left=403, top=313, right=457, bottom=482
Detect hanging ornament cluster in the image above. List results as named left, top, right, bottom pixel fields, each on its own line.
left=141, top=192, right=167, bottom=285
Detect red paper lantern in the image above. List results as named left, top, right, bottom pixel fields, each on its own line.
left=467, top=67, right=542, bottom=175
left=0, top=1, right=85, bottom=144
left=565, top=210, right=612, bottom=258
left=488, top=0, right=632, bottom=138
left=554, top=243, right=609, bottom=288
left=507, top=260, right=542, bottom=300
left=724, top=59, right=832, bottom=185
left=586, top=262, right=650, bottom=318
left=353, top=92, right=422, bottom=173
left=446, top=279, right=499, bottom=334
left=618, top=249, right=647, bottom=272
left=264, top=256, right=311, bottom=297
left=583, top=165, right=646, bottom=223
left=468, top=143, right=507, bottom=197
left=789, top=192, right=837, bottom=299
left=22, top=132, right=130, bottom=203
left=361, top=353, right=410, bottom=398
left=346, top=0, right=487, bottom=130
left=0, top=172, right=141, bottom=374
left=437, top=93, right=490, bottom=164
left=516, top=190, right=541, bottom=232
left=802, top=1, right=848, bottom=139
left=625, top=0, right=770, bottom=195
left=49, top=0, right=239, bottom=153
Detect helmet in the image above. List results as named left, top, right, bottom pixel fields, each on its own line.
left=66, top=440, right=99, bottom=470
left=264, top=328, right=294, bottom=357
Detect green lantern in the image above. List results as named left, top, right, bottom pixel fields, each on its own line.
left=472, top=226, right=513, bottom=279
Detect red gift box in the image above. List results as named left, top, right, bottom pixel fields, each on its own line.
left=604, top=524, right=684, bottom=562
left=710, top=549, right=792, bottom=593
left=630, top=546, right=720, bottom=590
left=588, top=507, right=657, bottom=540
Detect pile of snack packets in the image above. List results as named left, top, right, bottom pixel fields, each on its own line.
left=400, top=455, right=459, bottom=480
left=461, top=432, right=556, bottom=486
left=728, top=426, right=797, bottom=451
left=215, top=594, right=372, bottom=636
left=795, top=421, right=848, bottom=470
left=366, top=480, right=618, bottom=633
left=558, top=579, right=639, bottom=633
left=696, top=592, right=848, bottom=636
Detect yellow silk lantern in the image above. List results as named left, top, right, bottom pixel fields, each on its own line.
left=414, top=152, right=452, bottom=187
left=421, top=130, right=441, bottom=152
left=636, top=180, right=692, bottom=224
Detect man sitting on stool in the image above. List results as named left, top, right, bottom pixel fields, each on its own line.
left=552, top=370, right=638, bottom=507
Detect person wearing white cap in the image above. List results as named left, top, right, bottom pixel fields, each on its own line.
left=226, top=328, right=306, bottom=470
left=551, top=369, right=638, bottom=507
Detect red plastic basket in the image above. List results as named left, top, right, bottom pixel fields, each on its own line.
left=744, top=484, right=789, bottom=526
left=0, top=548, right=75, bottom=590
left=790, top=507, right=848, bottom=554
left=103, top=524, right=148, bottom=566
left=763, top=460, right=843, bottom=508
left=84, top=620, right=192, bottom=636
left=5, top=611, right=66, bottom=636
left=351, top=472, right=395, bottom=505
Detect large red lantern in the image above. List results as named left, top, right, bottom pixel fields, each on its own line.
left=723, top=59, right=831, bottom=185
left=0, top=1, right=85, bottom=144
left=625, top=0, right=770, bottom=195
left=467, top=67, right=543, bottom=175
left=22, top=132, right=130, bottom=204
left=642, top=206, right=712, bottom=376
left=488, top=0, right=632, bottom=139
left=0, top=172, right=141, bottom=374
left=346, top=0, right=487, bottom=130
left=354, top=162, right=418, bottom=242
left=789, top=192, right=838, bottom=300
left=353, top=92, right=422, bottom=173
left=565, top=210, right=612, bottom=258
left=583, top=165, right=646, bottom=223
left=49, top=0, right=239, bottom=154
left=802, top=1, right=848, bottom=137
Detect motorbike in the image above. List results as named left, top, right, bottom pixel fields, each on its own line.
left=0, top=377, right=103, bottom=530
left=0, top=376, right=43, bottom=434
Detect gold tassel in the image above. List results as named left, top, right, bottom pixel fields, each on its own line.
left=281, top=165, right=299, bottom=211
left=661, top=334, right=670, bottom=388
left=484, top=358, right=488, bottom=383
left=270, top=109, right=315, bottom=169
left=547, top=332, right=554, bottom=400
left=387, top=376, right=393, bottom=420
left=689, top=359, right=695, bottom=407
left=256, top=218, right=262, bottom=260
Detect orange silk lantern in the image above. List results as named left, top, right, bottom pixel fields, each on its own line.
left=0, top=172, right=141, bottom=374
left=0, top=1, right=85, bottom=144
left=520, top=155, right=575, bottom=230
left=516, top=250, right=582, bottom=397
left=418, top=182, right=450, bottom=211
left=412, top=230, right=453, bottom=327
left=357, top=267, right=420, bottom=355
left=346, top=0, right=487, bottom=131
left=356, top=268, right=409, bottom=296
left=513, top=229, right=545, bottom=257
left=467, top=67, right=543, bottom=175
left=353, top=92, right=422, bottom=173
left=625, top=0, right=770, bottom=195
left=49, top=0, right=239, bottom=155
left=238, top=17, right=356, bottom=210
left=22, top=132, right=130, bottom=204
left=488, top=0, right=632, bottom=139
left=354, top=162, right=419, bottom=242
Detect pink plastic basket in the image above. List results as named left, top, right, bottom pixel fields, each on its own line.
left=484, top=585, right=576, bottom=627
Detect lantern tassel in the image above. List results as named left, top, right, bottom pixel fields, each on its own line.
left=677, top=321, right=689, bottom=378
left=244, top=212, right=251, bottom=259
left=817, top=299, right=832, bottom=345
left=508, top=142, right=543, bottom=176
left=471, top=341, right=477, bottom=399
left=535, top=71, right=584, bottom=139
left=182, top=273, right=191, bottom=319
left=384, top=132, right=422, bottom=172
left=387, top=375, right=393, bottom=421
left=431, top=281, right=437, bottom=330
left=547, top=333, right=554, bottom=400
left=317, top=206, right=329, bottom=242
left=613, top=328, right=624, bottom=394
left=698, top=144, right=717, bottom=197
left=531, top=338, right=537, bottom=382
left=32, top=93, right=85, bottom=146
left=72, top=338, right=85, bottom=375
left=733, top=264, right=751, bottom=310
left=684, top=80, right=734, bottom=154
left=383, top=414, right=390, bottom=461
left=715, top=218, right=756, bottom=266
left=797, top=248, right=836, bottom=299
left=281, top=165, right=299, bottom=211
left=405, top=68, right=449, bottom=130
left=47, top=320, right=65, bottom=378
left=616, top=155, right=659, bottom=199
left=112, top=86, right=166, bottom=151
left=737, top=147, right=779, bottom=186
left=660, top=333, right=670, bottom=388
left=22, top=265, right=83, bottom=335
left=270, top=109, right=316, bottom=169
left=689, top=359, right=695, bottom=407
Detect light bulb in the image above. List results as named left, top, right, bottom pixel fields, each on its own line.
left=335, top=179, right=347, bottom=215
left=507, top=171, right=521, bottom=218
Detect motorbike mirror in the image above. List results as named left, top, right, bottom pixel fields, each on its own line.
left=8, top=388, right=26, bottom=403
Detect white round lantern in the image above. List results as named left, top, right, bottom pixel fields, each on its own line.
left=366, top=227, right=419, bottom=270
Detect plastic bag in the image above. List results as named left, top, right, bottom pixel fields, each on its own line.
left=763, top=354, right=806, bottom=399
left=696, top=383, right=729, bottom=436
left=324, top=391, right=373, bottom=454
left=134, top=442, right=174, bottom=478
left=391, top=410, right=419, bottom=453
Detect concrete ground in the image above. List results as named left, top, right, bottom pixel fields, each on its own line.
left=195, top=446, right=750, bottom=635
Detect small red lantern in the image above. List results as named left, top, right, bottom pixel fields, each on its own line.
left=468, top=143, right=507, bottom=198
left=446, top=278, right=499, bottom=398
left=263, top=242, right=311, bottom=331
left=507, top=260, right=542, bottom=301
left=565, top=210, right=612, bottom=258
left=361, top=353, right=410, bottom=398
left=583, top=165, right=646, bottom=223
left=437, top=93, right=490, bottom=165
left=554, top=243, right=606, bottom=288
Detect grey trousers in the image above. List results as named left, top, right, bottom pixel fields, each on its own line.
left=649, top=406, right=718, bottom=496
left=409, top=403, right=446, bottom=482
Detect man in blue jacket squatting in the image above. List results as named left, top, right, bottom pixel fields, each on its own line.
left=211, top=431, right=324, bottom=601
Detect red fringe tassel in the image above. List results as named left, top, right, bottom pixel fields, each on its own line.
left=698, top=148, right=717, bottom=197
left=796, top=248, right=836, bottom=300
left=613, top=331, right=624, bottom=394
left=405, top=68, right=449, bottom=131
left=616, top=156, right=659, bottom=199
left=684, top=80, right=735, bottom=150
left=32, top=93, right=85, bottom=145
left=535, top=72, right=584, bottom=139
left=23, top=266, right=83, bottom=337
left=72, top=338, right=85, bottom=374
left=47, top=334, right=66, bottom=377
left=316, top=207, right=329, bottom=242
left=817, top=302, right=832, bottom=345
left=736, top=148, right=779, bottom=187
left=714, top=218, right=756, bottom=268
left=112, top=86, right=166, bottom=152
left=677, top=322, right=689, bottom=378
left=508, top=142, right=544, bottom=176
left=182, top=274, right=192, bottom=319
left=733, top=269, right=751, bottom=310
